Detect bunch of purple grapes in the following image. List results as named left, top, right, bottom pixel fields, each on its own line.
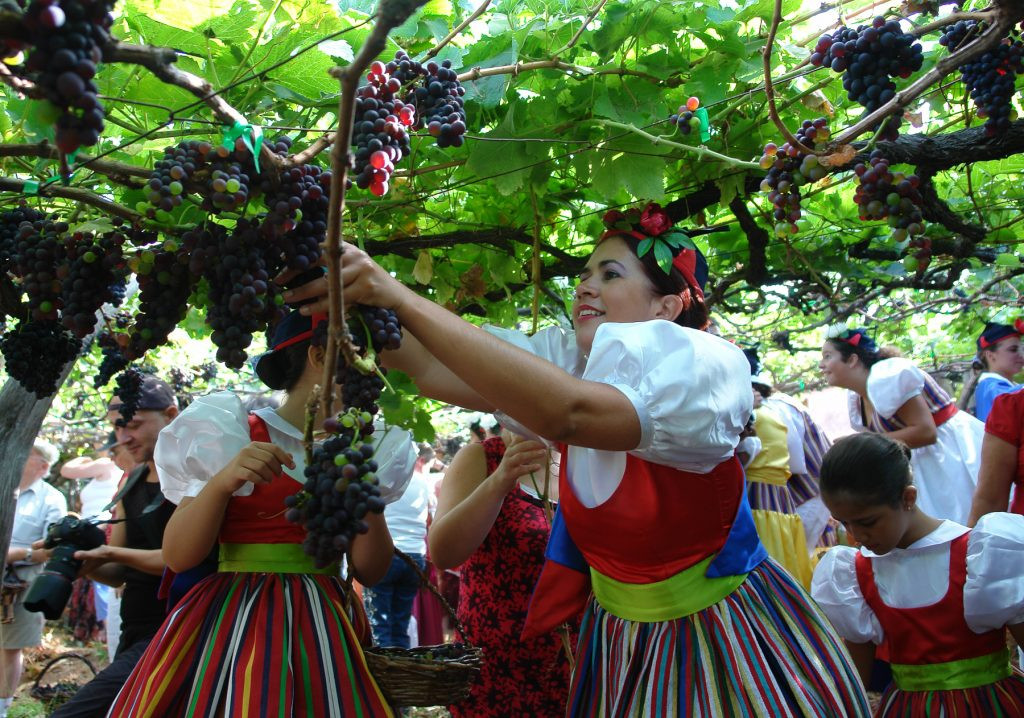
left=21, top=0, right=117, bottom=155
left=390, top=50, right=467, bottom=149
left=809, top=17, right=923, bottom=141
left=940, top=21, right=1023, bottom=137
left=58, top=229, right=128, bottom=337
left=112, top=367, right=143, bottom=426
left=852, top=149, right=925, bottom=241
left=351, top=61, right=416, bottom=197
left=0, top=319, right=82, bottom=398
left=9, top=216, right=70, bottom=321
left=757, top=118, right=830, bottom=237
left=260, top=137, right=332, bottom=272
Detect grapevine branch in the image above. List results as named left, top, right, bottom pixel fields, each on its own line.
left=423, top=0, right=492, bottom=60
left=318, top=0, right=429, bottom=422
left=0, top=177, right=143, bottom=222
left=0, top=142, right=150, bottom=185
left=553, top=0, right=610, bottom=57
left=763, top=0, right=816, bottom=154
left=105, top=43, right=282, bottom=172
left=599, top=120, right=761, bottom=170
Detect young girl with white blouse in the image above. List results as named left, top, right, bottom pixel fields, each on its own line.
left=108, top=310, right=415, bottom=717
left=812, top=432, right=1024, bottom=716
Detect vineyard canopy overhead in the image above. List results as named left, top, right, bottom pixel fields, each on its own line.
left=1, top=0, right=1024, bottom=397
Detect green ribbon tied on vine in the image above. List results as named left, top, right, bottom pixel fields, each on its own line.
left=22, top=152, right=79, bottom=195
left=222, top=121, right=263, bottom=173
left=636, top=230, right=695, bottom=275
left=695, top=107, right=711, bottom=142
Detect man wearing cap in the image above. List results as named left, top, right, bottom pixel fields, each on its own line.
left=1, top=439, right=67, bottom=718
left=50, top=375, right=178, bottom=718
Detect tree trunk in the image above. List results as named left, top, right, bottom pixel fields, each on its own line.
left=0, top=364, right=76, bottom=576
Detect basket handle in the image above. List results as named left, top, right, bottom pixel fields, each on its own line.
left=32, top=653, right=98, bottom=691
left=392, top=548, right=476, bottom=646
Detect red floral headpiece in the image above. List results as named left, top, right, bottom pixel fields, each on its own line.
left=600, top=203, right=703, bottom=299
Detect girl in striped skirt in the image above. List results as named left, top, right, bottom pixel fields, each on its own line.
left=812, top=433, right=1024, bottom=716
left=108, top=311, right=415, bottom=717
left=285, top=202, right=870, bottom=716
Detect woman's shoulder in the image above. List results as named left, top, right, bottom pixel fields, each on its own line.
left=869, top=356, right=919, bottom=381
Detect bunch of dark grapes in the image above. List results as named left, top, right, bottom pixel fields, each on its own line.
left=940, top=21, right=1023, bottom=137
left=350, top=61, right=416, bottom=197
left=758, top=119, right=830, bottom=237
left=201, top=141, right=255, bottom=213
left=21, top=0, right=117, bottom=155
left=284, top=409, right=386, bottom=568
left=142, top=138, right=257, bottom=220
left=668, top=96, right=702, bottom=135
left=142, top=140, right=211, bottom=219
left=58, top=229, right=128, bottom=337
left=285, top=307, right=403, bottom=566
left=0, top=207, right=46, bottom=273
left=193, top=219, right=283, bottom=368
left=167, top=366, right=193, bottom=393
left=260, top=138, right=332, bottom=271
left=198, top=361, right=218, bottom=382
left=391, top=51, right=467, bottom=149
left=904, top=236, right=932, bottom=276
left=852, top=149, right=925, bottom=240
left=9, top=216, right=69, bottom=321
left=112, top=367, right=143, bottom=426
left=94, top=332, right=127, bottom=388
left=125, top=247, right=197, bottom=358
left=0, top=320, right=82, bottom=398
left=810, top=17, right=923, bottom=140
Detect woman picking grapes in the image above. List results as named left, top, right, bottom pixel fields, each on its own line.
left=108, top=310, right=415, bottom=717
left=284, top=204, right=869, bottom=716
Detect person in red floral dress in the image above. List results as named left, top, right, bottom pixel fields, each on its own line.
left=430, top=433, right=577, bottom=717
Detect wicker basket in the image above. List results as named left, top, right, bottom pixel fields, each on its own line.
left=30, top=654, right=97, bottom=710
left=363, top=549, right=483, bottom=707
left=1, top=578, right=27, bottom=624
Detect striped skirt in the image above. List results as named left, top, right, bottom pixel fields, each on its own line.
left=107, top=571, right=393, bottom=717
left=876, top=671, right=1024, bottom=717
left=567, top=559, right=870, bottom=717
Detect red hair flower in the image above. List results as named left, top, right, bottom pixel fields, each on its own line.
left=602, top=209, right=626, bottom=228
left=639, top=203, right=673, bottom=237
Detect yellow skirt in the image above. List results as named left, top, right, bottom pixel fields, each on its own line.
left=751, top=509, right=813, bottom=589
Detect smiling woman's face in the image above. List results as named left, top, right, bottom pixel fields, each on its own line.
left=571, top=237, right=671, bottom=353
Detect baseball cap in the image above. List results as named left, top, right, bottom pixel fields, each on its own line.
left=107, top=374, right=175, bottom=412
left=251, top=309, right=327, bottom=389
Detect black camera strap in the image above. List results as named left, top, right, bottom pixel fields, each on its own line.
left=102, top=464, right=163, bottom=516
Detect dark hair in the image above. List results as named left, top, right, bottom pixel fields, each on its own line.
left=819, top=433, right=912, bottom=507
left=259, top=340, right=311, bottom=392
left=752, top=382, right=773, bottom=399
left=468, top=420, right=486, bottom=441
left=602, top=233, right=710, bottom=330
left=825, top=334, right=881, bottom=369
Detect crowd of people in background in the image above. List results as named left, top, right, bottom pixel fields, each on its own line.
left=2, top=210, right=1024, bottom=716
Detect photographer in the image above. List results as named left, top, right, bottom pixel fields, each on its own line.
left=50, top=376, right=178, bottom=718
left=1, top=439, right=66, bottom=718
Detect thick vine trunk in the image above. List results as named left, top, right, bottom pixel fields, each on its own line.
left=0, top=367, right=75, bottom=576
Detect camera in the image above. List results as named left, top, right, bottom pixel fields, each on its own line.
left=23, top=516, right=107, bottom=619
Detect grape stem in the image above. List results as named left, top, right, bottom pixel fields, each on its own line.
left=598, top=120, right=761, bottom=170
left=319, top=0, right=429, bottom=423
left=763, top=0, right=817, bottom=155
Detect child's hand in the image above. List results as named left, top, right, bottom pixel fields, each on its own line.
left=212, top=442, right=295, bottom=496
left=490, top=438, right=547, bottom=495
